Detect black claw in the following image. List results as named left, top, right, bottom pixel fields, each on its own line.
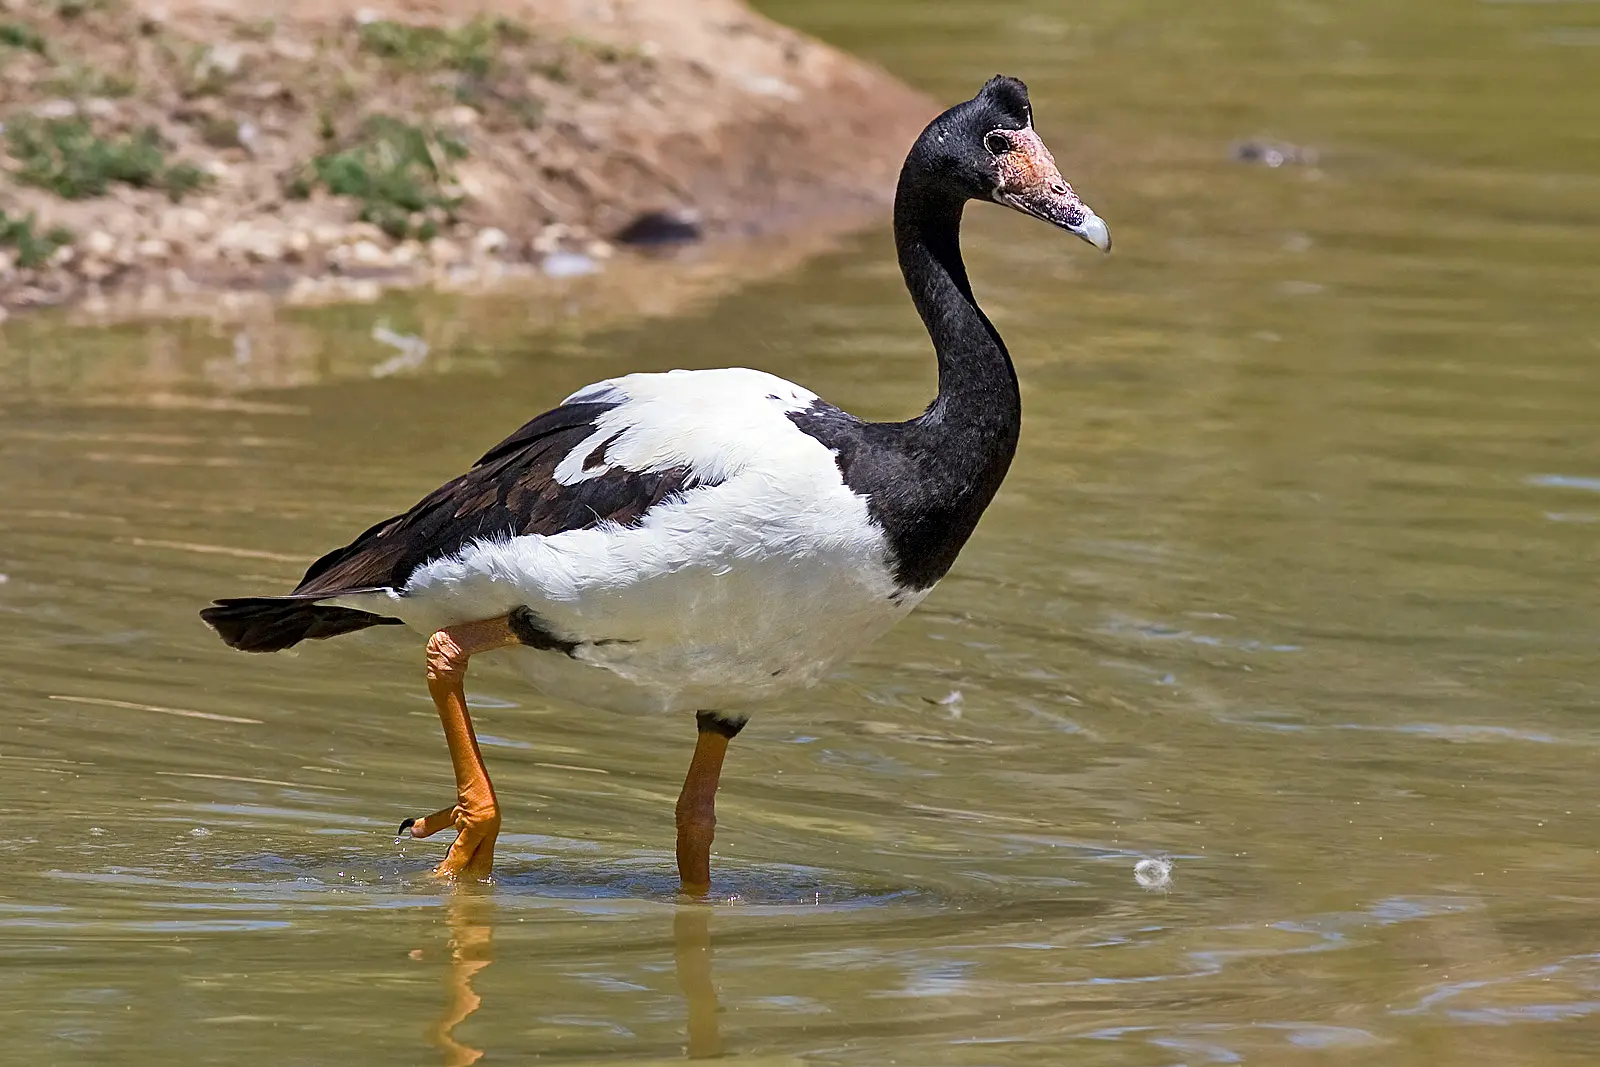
left=397, top=817, right=416, bottom=837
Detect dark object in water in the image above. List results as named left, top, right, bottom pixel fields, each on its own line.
left=1231, top=140, right=1319, bottom=168
left=613, top=209, right=704, bottom=247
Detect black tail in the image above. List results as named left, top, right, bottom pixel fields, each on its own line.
left=200, top=593, right=403, bottom=653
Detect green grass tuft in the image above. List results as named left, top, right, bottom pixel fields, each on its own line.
left=5, top=116, right=210, bottom=201
left=287, top=115, right=468, bottom=241
left=357, top=17, right=526, bottom=77
left=0, top=21, right=50, bottom=55
left=46, top=60, right=136, bottom=98
left=0, top=210, right=74, bottom=270
left=48, top=0, right=113, bottom=20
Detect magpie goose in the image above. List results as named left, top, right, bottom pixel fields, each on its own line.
left=201, top=75, right=1110, bottom=889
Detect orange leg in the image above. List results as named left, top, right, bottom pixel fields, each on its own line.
left=676, top=712, right=744, bottom=895
left=400, top=614, right=523, bottom=880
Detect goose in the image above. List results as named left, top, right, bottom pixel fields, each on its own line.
left=200, top=75, right=1110, bottom=890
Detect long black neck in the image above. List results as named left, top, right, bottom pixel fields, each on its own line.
left=894, top=167, right=1022, bottom=492
left=786, top=162, right=1026, bottom=591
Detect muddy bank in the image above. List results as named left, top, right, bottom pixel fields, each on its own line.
left=0, top=0, right=933, bottom=319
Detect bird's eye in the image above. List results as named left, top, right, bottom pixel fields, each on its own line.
left=984, top=131, right=1009, bottom=155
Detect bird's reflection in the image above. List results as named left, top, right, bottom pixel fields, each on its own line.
left=430, top=887, right=495, bottom=1067
left=424, top=888, right=725, bottom=1063
left=674, top=905, right=724, bottom=1059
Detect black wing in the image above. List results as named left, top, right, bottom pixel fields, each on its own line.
left=293, top=399, right=707, bottom=597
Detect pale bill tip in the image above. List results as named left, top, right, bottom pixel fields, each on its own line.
left=1077, top=212, right=1112, bottom=253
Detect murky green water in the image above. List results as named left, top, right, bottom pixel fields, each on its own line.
left=4, top=0, right=1599, bottom=1062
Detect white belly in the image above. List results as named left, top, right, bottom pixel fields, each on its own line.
left=343, top=464, right=928, bottom=715
left=505, top=553, right=921, bottom=714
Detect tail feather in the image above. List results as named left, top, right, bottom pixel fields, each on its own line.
left=200, top=592, right=403, bottom=653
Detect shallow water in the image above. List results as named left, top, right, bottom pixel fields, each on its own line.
left=3, top=0, right=1600, bottom=1063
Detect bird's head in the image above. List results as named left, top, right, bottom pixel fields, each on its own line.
left=907, top=75, right=1110, bottom=253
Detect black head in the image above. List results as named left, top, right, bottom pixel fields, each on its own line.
left=905, top=76, right=1110, bottom=252
left=974, top=74, right=1034, bottom=132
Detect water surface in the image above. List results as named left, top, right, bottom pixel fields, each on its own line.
left=3, top=0, right=1599, bottom=1062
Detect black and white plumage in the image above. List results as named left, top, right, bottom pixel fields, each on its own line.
left=211, top=369, right=918, bottom=713
left=201, top=75, right=1109, bottom=885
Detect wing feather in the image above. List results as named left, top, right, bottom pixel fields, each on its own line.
left=293, top=400, right=705, bottom=597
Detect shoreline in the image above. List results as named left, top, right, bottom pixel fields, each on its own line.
left=0, top=0, right=933, bottom=322
left=0, top=218, right=881, bottom=399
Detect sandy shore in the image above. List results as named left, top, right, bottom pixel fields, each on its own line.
left=0, top=0, right=933, bottom=319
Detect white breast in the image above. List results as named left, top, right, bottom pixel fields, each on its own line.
left=348, top=368, right=927, bottom=714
